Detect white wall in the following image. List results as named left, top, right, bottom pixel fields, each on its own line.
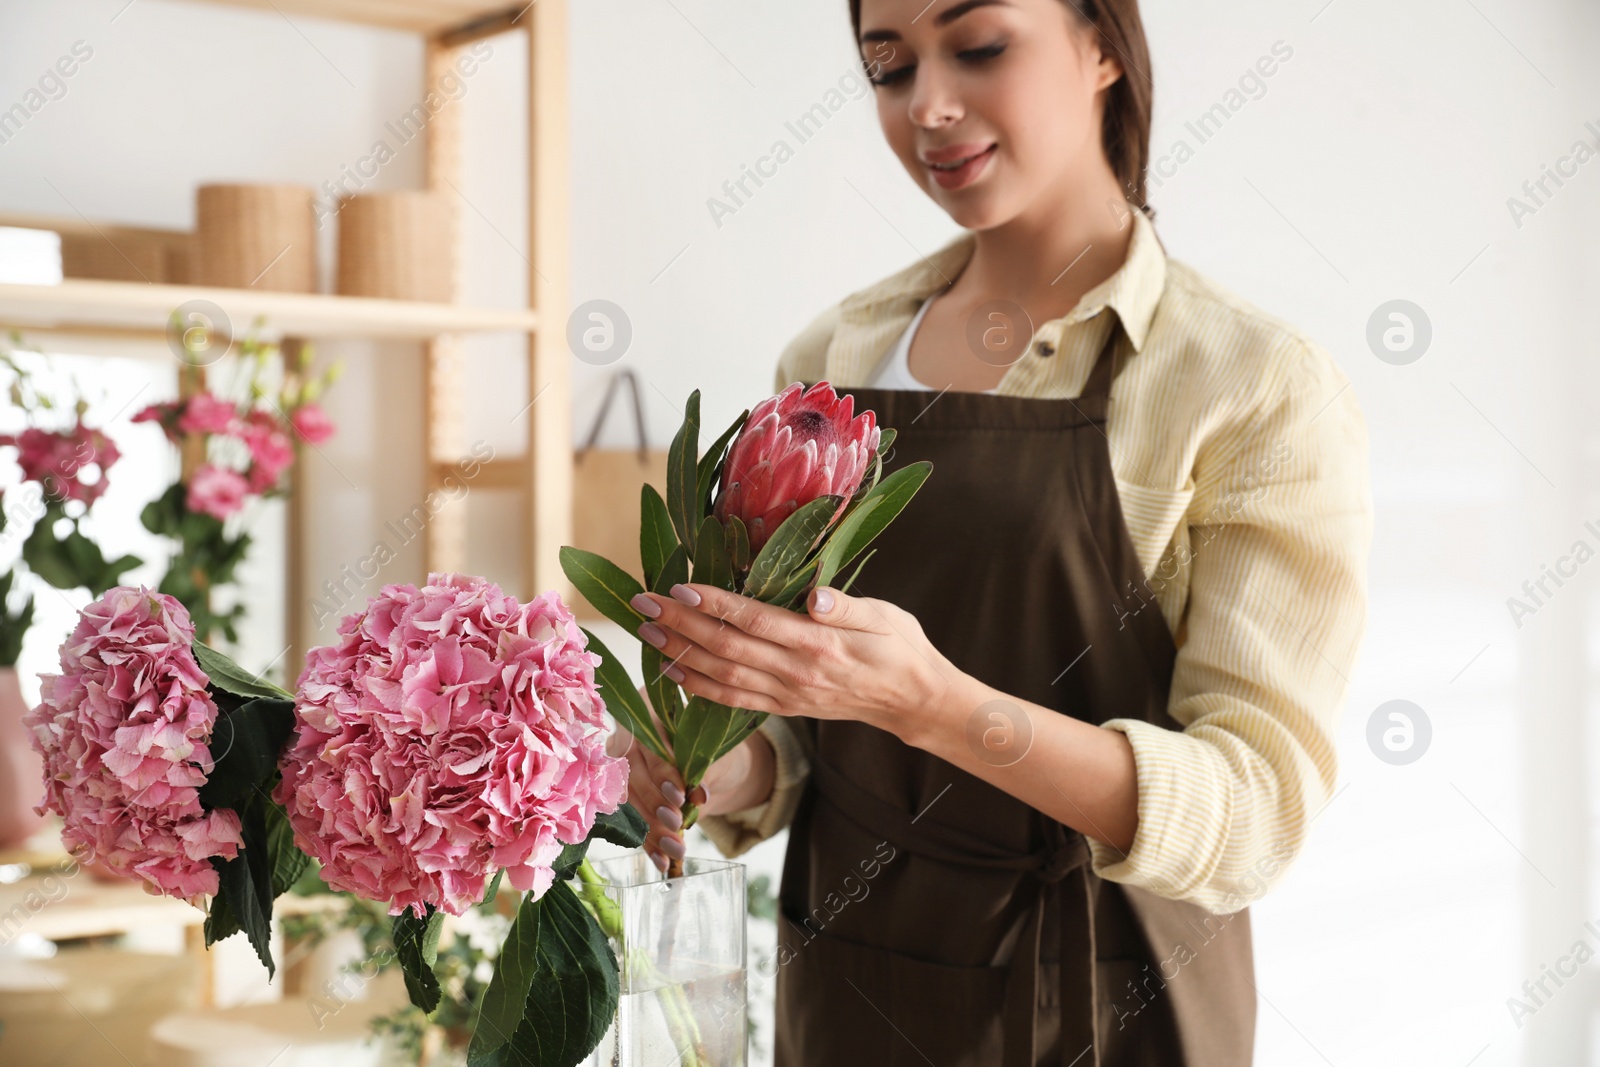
left=2, top=0, right=1598, bottom=1063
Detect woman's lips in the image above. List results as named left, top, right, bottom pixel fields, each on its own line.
left=924, top=143, right=997, bottom=190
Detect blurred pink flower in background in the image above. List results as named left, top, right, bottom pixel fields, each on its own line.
left=289, top=403, right=335, bottom=445
left=0, top=425, right=121, bottom=505
left=22, top=588, right=241, bottom=901
left=239, top=412, right=293, bottom=491
left=276, top=573, right=627, bottom=917
left=175, top=393, right=238, bottom=437
left=713, top=380, right=880, bottom=554
left=187, top=464, right=249, bottom=520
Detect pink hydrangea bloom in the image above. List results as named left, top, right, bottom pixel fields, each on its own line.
left=187, top=464, right=249, bottom=520
left=289, top=403, right=335, bottom=446
left=177, top=393, right=239, bottom=436
left=22, top=588, right=242, bottom=902
left=276, top=573, right=627, bottom=917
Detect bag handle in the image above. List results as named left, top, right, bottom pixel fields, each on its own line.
left=576, top=368, right=651, bottom=462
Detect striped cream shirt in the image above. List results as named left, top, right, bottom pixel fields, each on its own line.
left=696, top=207, right=1373, bottom=915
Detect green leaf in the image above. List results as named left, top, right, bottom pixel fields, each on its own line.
left=551, top=840, right=591, bottom=882
left=481, top=869, right=505, bottom=907
left=876, top=426, right=897, bottom=457
left=193, top=642, right=294, bottom=701
left=766, top=557, right=821, bottom=612
left=814, top=461, right=932, bottom=586
left=581, top=627, right=671, bottom=762
left=469, top=882, right=619, bottom=1067
left=814, top=495, right=886, bottom=590
left=839, top=547, right=878, bottom=594
left=672, top=695, right=764, bottom=788
left=559, top=546, right=646, bottom=634
left=743, top=495, right=842, bottom=601
left=638, top=484, right=676, bottom=591
left=16, top=502, right=141, bottom=595
left=690, top=515, right=733, bottom=591
left=393, top=907, right=445, bottom=1014
left=641, top=544, right=687, bottom=737
left=197, top=698, right=297, bottom=812
left=725, top=515, right=751, bottom=575
left=264, top=797, right=310, bottom=898
left=206, top=796, right=276, bottom=976
left=589, top=802, right=648, bottom=849
left=666, top=390, right=702, bottom=557
left=697, top=407, right=748, bottom=518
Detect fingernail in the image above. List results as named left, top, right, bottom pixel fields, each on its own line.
left=638, top=622, right=667, bottom=648
left=670, top=584, right=701, bottom=606
left=813, top=587, right=834, bottom=613
left=630, top=593, right=662, bottom=618
left=650, top=849, right=668, bottom=873
left=660, top=780, right=685, bottom=806
left=656, top=804, right=683, bottom=831
left=659, top=836, right=686, bottom=860
left=663, top=662, right=686, bottom=683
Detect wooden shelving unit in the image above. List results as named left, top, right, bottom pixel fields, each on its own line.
left=0, top=279, right=539, bottom=341
left=0, top=0, right=572, bottom=678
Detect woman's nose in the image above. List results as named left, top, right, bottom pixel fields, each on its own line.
left=907, top=61, right=964, bottom=129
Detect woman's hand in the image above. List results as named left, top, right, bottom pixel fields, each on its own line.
left=626, top=582, right=953, bottom=735
left=605, top=685, right=769, bottom=873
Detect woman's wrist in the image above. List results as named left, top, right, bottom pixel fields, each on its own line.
left=878, top=662, right=991, bottom=753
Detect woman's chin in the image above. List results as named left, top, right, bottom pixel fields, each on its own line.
left=931, top=189, right=1009, bottom=232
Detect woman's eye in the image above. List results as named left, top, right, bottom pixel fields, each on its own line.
left=957, top=42, right=1007, bottom=63
left=868, top=64, right=915, bottom=88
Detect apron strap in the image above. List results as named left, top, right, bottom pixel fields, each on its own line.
left=812, top=755, right=1100, bottom=1067
left=1078, top=314, right=1123, bottom=408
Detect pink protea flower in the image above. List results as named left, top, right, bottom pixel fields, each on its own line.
left=22, top=588, right=242, bottom=902
left=187, top=464, right=249, bottom=520
left=275, top=573, right=628, bottom=918
left=713, top=380, right=880, bottom=554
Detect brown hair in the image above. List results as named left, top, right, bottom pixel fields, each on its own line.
left=848, top=0, right=1155, bottom=214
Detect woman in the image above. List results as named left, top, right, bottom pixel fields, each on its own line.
left=608, top=0, right=1372, bottom=1063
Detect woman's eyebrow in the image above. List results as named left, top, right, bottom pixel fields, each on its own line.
left=860, top=0, right=1012, bottom=42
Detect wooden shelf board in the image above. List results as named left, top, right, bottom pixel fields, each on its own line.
left=0, top=872, right=344, bottom=942
left=0, top=279, right=538, bottom=342
left=186, top=0, right=521, bottom=35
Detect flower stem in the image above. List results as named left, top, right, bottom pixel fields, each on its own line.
left=576, top=857, right=622, bottom=939
left=577, top=856, right=711, bottom=1065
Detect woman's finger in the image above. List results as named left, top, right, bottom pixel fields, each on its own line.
left=805, top=585, right=891, bottom=634
left=630, top=584, right=819, bottom=668
left=639, top=621, right=787, bottom=703
left=662, top=656, right=781, bottom=715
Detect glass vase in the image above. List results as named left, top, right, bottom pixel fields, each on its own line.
left=582, top=852, right=747, bottom=1067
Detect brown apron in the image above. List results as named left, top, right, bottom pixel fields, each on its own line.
left=772, top=318, right=1256, bottom=1067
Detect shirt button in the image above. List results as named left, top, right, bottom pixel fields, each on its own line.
left=1035, top=341, right=1056, bottom=357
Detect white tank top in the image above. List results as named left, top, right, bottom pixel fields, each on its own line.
left=866, top=295, right=1000, bottom=394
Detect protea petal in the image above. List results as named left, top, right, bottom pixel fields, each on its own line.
left=709, top=380, right=882, bottom=556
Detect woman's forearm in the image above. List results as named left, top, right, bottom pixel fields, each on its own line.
left=699, top=728, right=777, bottom=816
left=873, top=672, right=1141, bottom=856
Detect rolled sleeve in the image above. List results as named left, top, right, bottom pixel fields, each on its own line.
left=696, top=715, right=814, bottom=859
left=1086, top=340, right=1373, bottom=914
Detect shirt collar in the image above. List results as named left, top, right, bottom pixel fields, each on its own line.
left=837, top=206, right=1167, bottom=353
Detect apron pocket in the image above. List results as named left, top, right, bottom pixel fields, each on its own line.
left=775, top=903, right=1009, bottom=1067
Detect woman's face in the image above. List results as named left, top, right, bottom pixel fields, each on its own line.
left=858, top=0, right=1122, bottom=230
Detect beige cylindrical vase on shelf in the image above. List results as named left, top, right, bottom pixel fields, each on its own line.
left=0, top=666, right=46, bottom=849
left=335, top=191, right=453, bottom=302
left=195, top=183, right=317, bottom=291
